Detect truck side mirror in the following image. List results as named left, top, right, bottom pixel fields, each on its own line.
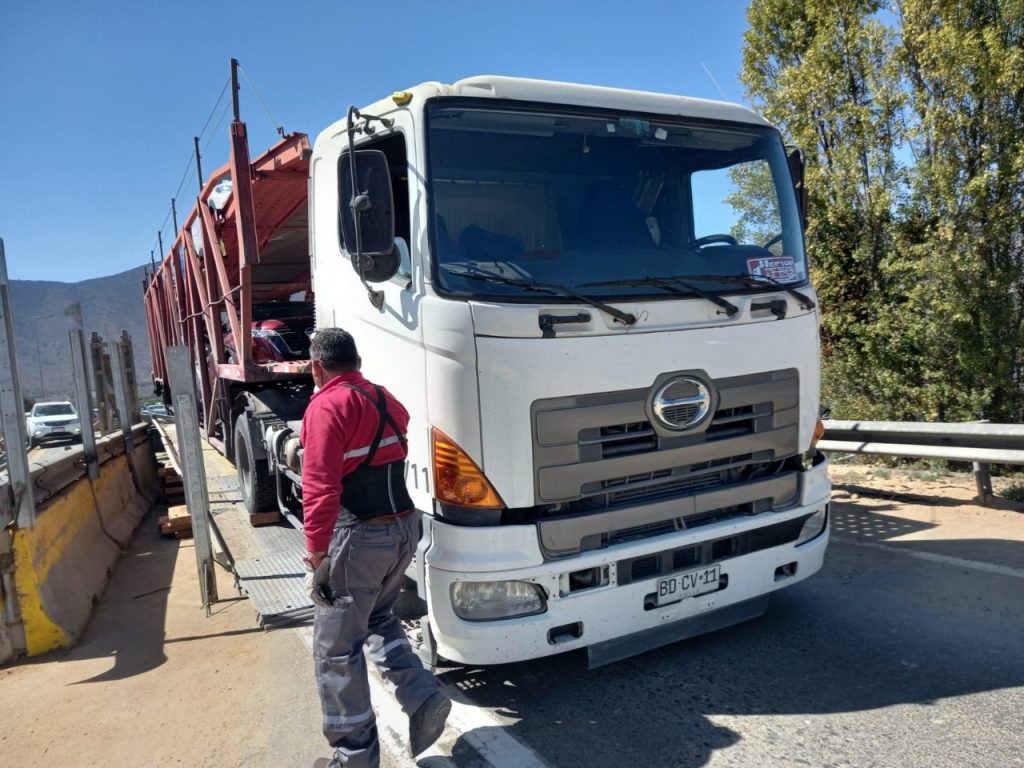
left=339, top=149, right=398, bottom=283
left=786, top=146, right=808, bottom=232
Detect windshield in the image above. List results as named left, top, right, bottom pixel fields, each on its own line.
left=35, top=403, right=75, bottom=417
left=427, top=103, right=806, bottom=300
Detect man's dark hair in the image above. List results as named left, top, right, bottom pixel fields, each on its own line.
left=310, top=327, right=359, bottom=371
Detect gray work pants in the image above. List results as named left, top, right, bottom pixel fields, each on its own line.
left=313, top=510, right=439, bottom=768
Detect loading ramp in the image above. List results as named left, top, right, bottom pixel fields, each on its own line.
left=155, top=420, right=314, bottom=628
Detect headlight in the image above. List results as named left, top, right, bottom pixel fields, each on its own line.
left=796, top=507, right=828, bottom=546
left=450, top=580, right=547, bottom=621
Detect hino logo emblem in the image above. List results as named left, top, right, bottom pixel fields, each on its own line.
left=652, top=376, right=712, bottom=430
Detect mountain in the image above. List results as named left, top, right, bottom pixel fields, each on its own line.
left=8, top=265, right=153, bottom=403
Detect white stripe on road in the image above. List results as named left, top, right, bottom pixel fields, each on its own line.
left=295, top=625, right=549, bottom=768
left=834, top=535, right=1024, bottom=580
left=442, top=686, right=550, bottom=768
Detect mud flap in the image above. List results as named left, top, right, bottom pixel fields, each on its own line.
left=587, top=594, right=770, bottom=669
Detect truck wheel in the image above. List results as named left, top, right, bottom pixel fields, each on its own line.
left=234, top=416, right=276, bottom=515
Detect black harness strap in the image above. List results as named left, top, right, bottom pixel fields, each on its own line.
left=340, top=383, right=407, bottom=471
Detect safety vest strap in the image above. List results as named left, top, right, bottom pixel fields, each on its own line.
left=339, top=383, right=407, bottom=473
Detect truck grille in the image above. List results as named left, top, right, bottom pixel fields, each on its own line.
left=532, top=369, right=802, bottom=556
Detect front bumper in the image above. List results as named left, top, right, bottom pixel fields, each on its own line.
left=32, top=424, right=81, bottom=442
left=423, top=461, right=830, bottom=666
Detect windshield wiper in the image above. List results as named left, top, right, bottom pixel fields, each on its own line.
left=717, top=273, right=815, bottom=310
left=643, top=273, right=816, bottom=311
left=441, top=265, right=637, bottom=326
left=579, top=276, right=739, bottom=317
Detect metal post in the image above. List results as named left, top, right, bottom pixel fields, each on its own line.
left=231, top=57, right=241, bottom=121
left=120, top=331, right=138, bottom=421
left=171, top=199, right=179, bottom=239
left=90, top=332, right=111, bottom=433
left=65, top=304, right=99, bottom=480
left=0, top=239, right=36, bottom=532
left=973, top=462, right=993, bottom=507
left=107, top=342, right=133, bottom=449
left=0, top=239, right=36, bottom=663
left=166, top=346, right=218, bottom=609
left=194, top=136, right=204, bottom=192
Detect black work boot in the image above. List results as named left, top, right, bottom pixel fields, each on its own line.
left=408, top=691, right=452, bottom=757
left=312, top=755, right=342, bottom=768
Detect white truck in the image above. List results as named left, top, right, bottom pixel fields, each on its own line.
left=148, top=71, right=830, bottom=668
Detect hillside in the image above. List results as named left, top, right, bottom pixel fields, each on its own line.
left=9, top=265, right=152, bottom=401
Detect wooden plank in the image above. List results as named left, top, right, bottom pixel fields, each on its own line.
left=249, top=511, right=281, bottom=527
left=166, top=504, right=189, bottom=519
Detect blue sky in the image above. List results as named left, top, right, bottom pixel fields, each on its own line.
left=0, top=0, right=754, bottom=282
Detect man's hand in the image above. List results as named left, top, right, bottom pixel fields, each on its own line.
left=303, top=552, right=332, bottom=608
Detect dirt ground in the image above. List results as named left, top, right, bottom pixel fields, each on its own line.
left=0, top=510, right=325, bottom=768
left=827, top=462, right=1024, bottom=568
left=1, top=461, right=1021, bottom=768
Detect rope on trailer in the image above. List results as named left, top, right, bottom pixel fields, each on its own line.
left=238, top=64, right=285, bottom=137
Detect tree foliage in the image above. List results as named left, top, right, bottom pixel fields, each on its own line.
left=742, top=0, right=1024, bottom=421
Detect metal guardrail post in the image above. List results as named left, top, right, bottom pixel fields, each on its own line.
left=107, top=341, right=133, bottom=452
left=973, top=462, right=993, bottom=506
left=90, top=332, right=113, bottom=433
left=0, top=239, right=36, bottom=530
left=166, top=346, right=218, bottom=610
left=120, top=330, right=139, bottom=422
left=0, top=238, right=31, bottom=658
left=68, top=320, right=100, bottom=480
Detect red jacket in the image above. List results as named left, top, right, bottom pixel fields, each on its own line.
left=301, top=371, right=410, bottom=553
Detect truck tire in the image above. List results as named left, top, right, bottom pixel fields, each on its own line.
left=234, top=415, right=276, bottom=515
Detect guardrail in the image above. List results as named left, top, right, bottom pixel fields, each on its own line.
left=820, top=420, right=1024, bottom=506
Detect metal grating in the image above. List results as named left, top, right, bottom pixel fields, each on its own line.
left=235, top=550, right=313, bottom=628
left=206, top=475, right=240, bottom=492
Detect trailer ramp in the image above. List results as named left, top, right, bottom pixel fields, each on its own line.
left=158, top=428, right=313, bottom=628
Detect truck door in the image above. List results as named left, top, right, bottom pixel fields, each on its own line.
left=310, top=110, right=431, bottom=511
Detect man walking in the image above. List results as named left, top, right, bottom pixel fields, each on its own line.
left=302, top=328, right=450, bottom=768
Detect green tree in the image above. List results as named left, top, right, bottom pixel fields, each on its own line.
left=743, top=0, right=914, bottom=419
left=897, top=0, right=1024, bottom=421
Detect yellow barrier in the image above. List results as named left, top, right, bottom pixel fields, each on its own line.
left=11, top=448, right=157, bottom=656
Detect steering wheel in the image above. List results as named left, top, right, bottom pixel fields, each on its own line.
left=691, top=233, right=738, bottom=248
left=762, top=233, right=783, bottom=249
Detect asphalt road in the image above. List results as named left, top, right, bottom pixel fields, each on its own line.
left=430, top=503, right=1024, bottom=768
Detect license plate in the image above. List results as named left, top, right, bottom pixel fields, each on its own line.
left=655, top=565, right=721, bottom=606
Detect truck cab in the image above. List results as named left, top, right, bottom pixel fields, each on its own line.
left=306, top=76, right=830, bottom=667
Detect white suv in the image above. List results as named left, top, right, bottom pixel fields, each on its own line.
left=26, top=401, right=81, bottom=448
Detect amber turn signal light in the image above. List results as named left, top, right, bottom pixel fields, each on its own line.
left=431, top=427, right=505, bottom=509
left=810, top=417, right=826, bottom=452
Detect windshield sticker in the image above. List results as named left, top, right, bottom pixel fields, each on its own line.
left=746, top=256, right=799, bottom=282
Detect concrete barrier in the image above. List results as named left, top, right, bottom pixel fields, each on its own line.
left=6, top=435, right=158, bottom=657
